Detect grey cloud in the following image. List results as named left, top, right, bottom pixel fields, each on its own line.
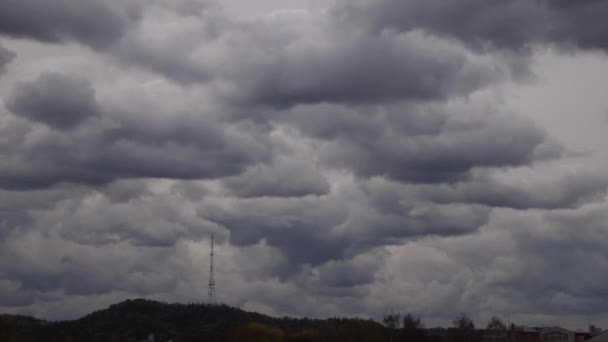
left=201, top=180, right=489, bottom=276
left=0, top=185, right=89, bottom=212
left=0, top=181, right=217, bottom=249
left=111, top=8, right=508, bottom=107
left=310, top=104, right=561, bottom=184
left=1, top=0, right=605, bottom=326
left=337, top=0, right=608, bottom=51
left=0, top=44, right=15, bottom=74
left=111, top=2, right=228, bottom=84
left=350, top=195, right=491, bottom=242
left=100, top=180, right=153, bottom=203
left=0, top=183, right=223, bottom=302
left=0, top=234, right=180, bottom=299
left=317, top=249, right=386, bottom=288
left=411, top=205, right=608, bottom=323
left=49, top=196, right=212, bottom=247
left=223, top=158, right=330, bottom=198
left=0, top=124, right=268, bottom=190
left=236, top=29, right=502, bottom=107
left=336, top=0, right=545, bottom=50
left=546, top=0, right=608, bottom=50
left=0, top=280, right=34, bottom=308
left=418, top=170, right=608, bottom=210
left=0, top=81, right=271, bottom=189
left=0, top=208, right=30, bottom=240
left=169, top=181, right=214, bottom=201
left=201, top=196, right=348, bottom=267
left=7, top=73, right=99, bottom=129
left=0, top=0, right=139, bottom=48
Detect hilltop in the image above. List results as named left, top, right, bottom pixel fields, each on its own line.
left=0, top=299, right=388, bottom=342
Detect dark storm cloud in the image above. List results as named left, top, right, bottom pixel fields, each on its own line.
left=7, top=73, right=99, bottom=129
left=201, top=196, right=348, bottom=267
left=0, top=125, right=268, bottom=190
left=110, top=7, right=509, bottom=108
left=0, top=44, right=15, bottom=74
left=337, top=0, right=608, bottom=51
left=200, top=181, right=490, bottom=276
left=1, top=0, right=606, bottom=325
left=290, top=103, right=562, bottom=184
left=0, top=77, right=271, bottom=189
left=548, top=0, right=608, bottom=50
left=237, top=30, right=502, bottom=107
left=0, top=0, right=139, bottom=48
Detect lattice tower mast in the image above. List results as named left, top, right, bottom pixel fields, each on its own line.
left=207, top=233, right=216, bottom=305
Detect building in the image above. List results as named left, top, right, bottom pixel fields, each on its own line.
left=509, top=326, right=540, bottom=342
left=482, top=329, right=508, bottom=342
left=590, top=325, right=603, bottom=337
left=506, top=326, right=592, bottom=342
left=574, top=330, right=591, bottom=341
left=588, top=330, right=608, bottom=342
left=536, top=327, right=590, bottom=342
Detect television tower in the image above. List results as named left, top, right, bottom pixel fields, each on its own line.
left=207, top=233, right=216, bottom=305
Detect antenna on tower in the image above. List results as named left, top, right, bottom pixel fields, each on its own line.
left=207, top=233, right=217, bottom=305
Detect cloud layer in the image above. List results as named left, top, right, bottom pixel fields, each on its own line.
left=1, top=0, right=608, bottom=329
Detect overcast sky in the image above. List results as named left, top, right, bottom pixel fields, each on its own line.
left=2, top=0, right=608, bottom=330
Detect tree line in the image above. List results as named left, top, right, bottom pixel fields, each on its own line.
left=382, top=312, right=507, bottom=342
left=0, top=299, right=512, bottom=342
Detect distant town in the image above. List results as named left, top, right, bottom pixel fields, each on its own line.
left=380, top=311, right=606, bottom=342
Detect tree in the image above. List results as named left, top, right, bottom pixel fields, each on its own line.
left=229, top=323, right=285, bottom=342
left=452, top=313, right=474, bottom=330
left=401, top=313, right=425, bottom=342
left=383, top=312, right=401, bottom=342
left=450, top=313, right=479, bottom=342
left=383, top=312, right=401, bottom=330
left=484, top=316, right=508, bottom=342
left=0, top=318, right=11, bottom=342
left=486, top=316, right=506, bottom=331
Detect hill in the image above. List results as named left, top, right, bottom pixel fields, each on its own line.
left=0, top=299, right=389, bottom=342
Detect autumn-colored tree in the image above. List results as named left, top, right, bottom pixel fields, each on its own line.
left=229, top=322, right=285, bottom=342
left=286, top=328, right=318, bottom=342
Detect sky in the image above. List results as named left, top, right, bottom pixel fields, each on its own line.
left=1, top=0, right=608, bottom=330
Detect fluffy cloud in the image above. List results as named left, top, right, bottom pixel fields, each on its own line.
left=0, top=73, right=271, bottom=189
left=7, top=73, right=100, bottom=129
left=110, top=5, right=513, bottom=108
left=303, top=102, right=561, bottom=183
